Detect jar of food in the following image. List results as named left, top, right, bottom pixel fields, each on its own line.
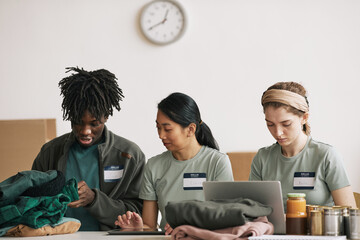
left=307, top=205, right=322, bottom=235
left=350, top=208, right=360, bottom=240
left=332, top=206, right=350, bottom=237
left=286, top=193, right=307, bottom=235
left=342, top=206, right=350, bottom=239
left=310, top=210, right=323, bottom=235
left=324, top=207, right=342, bottom=236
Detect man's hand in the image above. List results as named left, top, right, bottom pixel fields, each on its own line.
left=68, top=180, right=95, bottom=208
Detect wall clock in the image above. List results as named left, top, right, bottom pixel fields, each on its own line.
left=140, top=0, right=187, bottom=45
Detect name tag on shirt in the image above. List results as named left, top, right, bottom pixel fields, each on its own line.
left=293, top=172, right=315, bottom=190
left=183, top=173, right=206, bottom=190
left=104, top=165, right=124, bottom=182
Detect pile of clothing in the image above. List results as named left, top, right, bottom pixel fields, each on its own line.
left=0, top=170, right=80, bottom=237
left=165, top=198, right=274, bottom=240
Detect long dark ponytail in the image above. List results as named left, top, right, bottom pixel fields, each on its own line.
left=158, top=92, right=219, bottom=150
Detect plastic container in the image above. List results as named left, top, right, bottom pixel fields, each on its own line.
left=286, top=193, right=307, bottom=235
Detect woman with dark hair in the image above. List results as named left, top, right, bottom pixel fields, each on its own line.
left=115, top=92, right=233, bottom=234
left=249, top=82, right=356, bottom=209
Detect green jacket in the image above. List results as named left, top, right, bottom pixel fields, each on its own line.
left=32, top=126, right=145, bottom=230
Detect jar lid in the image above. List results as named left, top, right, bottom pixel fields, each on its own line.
left=310, top=210, right=322, bottom=215
left=332, top=205, right=350, bottom=209
left=287, top=193, right=306, bottom=198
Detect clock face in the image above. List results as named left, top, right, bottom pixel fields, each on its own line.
left=140, top=0, right=186, bottom=45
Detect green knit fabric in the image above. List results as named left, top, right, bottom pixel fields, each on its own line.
left=0, top=170, right=58, bottom=207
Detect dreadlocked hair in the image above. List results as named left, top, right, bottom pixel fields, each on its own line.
left=58, top=67, right=124, bottom=123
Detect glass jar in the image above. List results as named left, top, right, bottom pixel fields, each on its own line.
left=350, top=208, right=360, bottom=240
left=307, top=205, right=322, bottom=235
left=332, top=206, right=350, bottom=237
left=310, top=210, right=323, bottom=235
left=324, top=207, right=342, bottom=236
left=286, top=193, right=307, bottom=235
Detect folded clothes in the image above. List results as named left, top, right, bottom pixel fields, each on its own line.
left=0, top=170, right=79, bottom=231
left=171, top=216, right=274, bottom=240
left=21, top=170, right=66, bottom=197
left=0, top=170, right=58, bottom=207
left=165, top=197, right=273, bottom=230
left=4, top=217, right=81, bottom=237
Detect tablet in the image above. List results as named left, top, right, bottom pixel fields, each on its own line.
left=107, top=228, right=165, bottom=235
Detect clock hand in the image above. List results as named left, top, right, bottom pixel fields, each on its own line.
left=163, top=9, right=169, bottom=20
left=148, top=9, right=169, bottom=31
left=148, top=21, right=163, bottom=31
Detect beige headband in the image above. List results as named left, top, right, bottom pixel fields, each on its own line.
left=261, top=89, right=309, bottom=112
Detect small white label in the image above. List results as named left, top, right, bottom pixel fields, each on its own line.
left=293, top=172, right=315, bottom=189
left=294, top=177, right=315, bottom=187
left=104, top=165, right=124, bottom=182
left=183, top=177, right=207, bottom=188
left=183, top=173, right=207, bottom=190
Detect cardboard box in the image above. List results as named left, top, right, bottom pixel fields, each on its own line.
left=0, top=119, right=56, bottom=182
left=227, top=151, right=257, bottom=181
left=355, top=192, right=360, bottom=208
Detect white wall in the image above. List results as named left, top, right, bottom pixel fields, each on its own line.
left=0, top=0, right=359, bottom=192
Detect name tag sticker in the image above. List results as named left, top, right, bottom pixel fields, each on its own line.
left=183, top=173, right=206, bottom=190
left=293, top=172, right=315, bottom=190
left=104, top=165, right=124, bottom=182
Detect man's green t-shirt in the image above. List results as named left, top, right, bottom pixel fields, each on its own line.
left=65, top=141, right=100, bottom=231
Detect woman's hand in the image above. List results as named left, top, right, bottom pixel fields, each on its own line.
left=115, top=211, right=143, bottom=229
left=164, top=223, right=173, bottom=235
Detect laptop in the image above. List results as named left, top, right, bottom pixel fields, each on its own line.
left=203, top=181, right=286, bottom=234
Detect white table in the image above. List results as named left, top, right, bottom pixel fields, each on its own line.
left=0, top=231, right=171, bottom=240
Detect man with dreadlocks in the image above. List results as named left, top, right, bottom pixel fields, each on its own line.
left=32, top=67, right=145, bottom=231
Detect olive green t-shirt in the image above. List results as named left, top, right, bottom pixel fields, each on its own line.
left=249, top=137, right=350, bottom=210
left=139, top=146, right=234, bottom=228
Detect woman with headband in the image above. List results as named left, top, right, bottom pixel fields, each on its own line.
left=115, top=92, right=234, bottom=234
left=249, top=82, right=356, bottom=208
